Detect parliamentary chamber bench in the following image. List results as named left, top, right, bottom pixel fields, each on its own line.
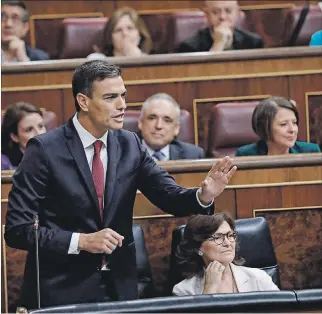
left=2, top=1, right=322, bottom=312
left=2, top=154, right=322, bottom=312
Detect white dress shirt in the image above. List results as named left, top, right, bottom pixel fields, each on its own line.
left=68, top=117, right=213, bottom=253
left=68, top=114, right=108, bottom=254
left=142, top=140, right=170, bottom=161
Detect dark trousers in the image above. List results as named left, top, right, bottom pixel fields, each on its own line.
left=99, top=270, right=117, bottom=302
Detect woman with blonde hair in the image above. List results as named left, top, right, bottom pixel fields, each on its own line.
left=89, top=7, right=152, bottom=58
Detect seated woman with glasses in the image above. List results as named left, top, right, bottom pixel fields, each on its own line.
left=173, top=213, right=279, bottom=296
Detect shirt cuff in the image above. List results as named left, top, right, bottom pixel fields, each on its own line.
left=68, top=232, right=80, bottom=254
left=196, top=188, right=214, bottom=208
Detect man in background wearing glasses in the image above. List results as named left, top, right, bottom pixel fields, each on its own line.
left=1, top=0, right=49, bottom=62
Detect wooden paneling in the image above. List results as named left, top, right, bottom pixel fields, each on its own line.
left=306, top=92, right=322, bottom=148
left=1, top=90, right=65, bottom=126
left=134, top=216, right=189, bottom=296
left=290, top=75, right=322, bottom=142
left=24, top=1, right=115, bottom=15
left=2, top=48, right=322, bottom=150
left=255, top=208, right=322, bottom=290
left=1, top=155, right=322, bottom=311
left=22, top=1, right=318, bottom=15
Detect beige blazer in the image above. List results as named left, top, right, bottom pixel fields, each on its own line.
left=173, top=263, right=279, bottom=296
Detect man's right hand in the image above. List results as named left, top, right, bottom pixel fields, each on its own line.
left=210, top=24, right=233, bottom=52
left=78, top=228, right=124, bottom=254
left=8, top=36, right=30, bottom=61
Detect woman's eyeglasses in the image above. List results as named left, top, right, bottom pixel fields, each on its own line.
left=207, top=231, right=237, bottom=245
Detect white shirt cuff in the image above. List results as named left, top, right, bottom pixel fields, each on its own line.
left=68, top=232, right=80, bottom=254
left=196, top=188, right=214, bottom=208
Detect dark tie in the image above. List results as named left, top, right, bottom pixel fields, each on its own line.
left=92, top=140, right=104, bottom=219
left=153, top=150, right=164, bottom=161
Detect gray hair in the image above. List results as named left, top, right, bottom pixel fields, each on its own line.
left=140, top=93, right=180, bottom=119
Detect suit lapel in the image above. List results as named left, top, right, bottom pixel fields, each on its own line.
left=231, top=263, right=252, bottom=293
left=64, top=120, right=101, bottom=221
left=103, top=130, right=120, bottom=225
left=169, top=142, right=184, bottom=160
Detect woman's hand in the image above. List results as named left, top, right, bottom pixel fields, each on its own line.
left=203, top=261, right=225, bottom=294
left=121, top=41, right=143, bottom=57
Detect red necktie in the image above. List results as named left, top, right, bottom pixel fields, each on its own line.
left=92, top=141, right=107, bottom=269
left=92, top=140, right=104, bottom=219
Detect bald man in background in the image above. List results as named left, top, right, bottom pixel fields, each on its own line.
left=177, top=0, right=263, bottom=53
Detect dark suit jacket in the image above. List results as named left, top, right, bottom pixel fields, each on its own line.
left=177, top=27, right=264, bottom=53
left=5, top=118, right=212, bottom=309
left=169, top=140, right=205, bottom=160
left=235, top=140, right=321, bottom=156
left=26, top=44, right=49, bottom=61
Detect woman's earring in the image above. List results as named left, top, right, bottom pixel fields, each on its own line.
left=198, top=250, right=203, bottom=256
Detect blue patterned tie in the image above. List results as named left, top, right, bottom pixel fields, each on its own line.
left=153, top=150, right=165, bottom=161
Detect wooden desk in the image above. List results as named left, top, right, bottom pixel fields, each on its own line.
left=1, top=154, right=322, bottom=312
left=2, top=47, right=322, bottom=149
left=22, top=0, right=319, bottom=15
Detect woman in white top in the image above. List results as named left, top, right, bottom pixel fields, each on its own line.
left=173, top=213, right=279, bottom=296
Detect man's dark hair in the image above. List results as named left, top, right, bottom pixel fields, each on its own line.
left=252, top=96, right=299, bottom=141
left=72, top=60, right=121, bottom=112
left=2, top=0, right=29, bottom=23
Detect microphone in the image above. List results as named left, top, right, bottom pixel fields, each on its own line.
left=34, top=213, right=41, bottom=309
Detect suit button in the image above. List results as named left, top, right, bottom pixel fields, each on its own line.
left=96, top=266, right=100, bottom=271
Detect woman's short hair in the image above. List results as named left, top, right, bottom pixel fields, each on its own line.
left=252, top=96, right=299, bottom=141
left=100, top=7, right=152, bottom=56
left=176, top=213, right=244, bottom=278
left=1, top=102, right=43, bottom=166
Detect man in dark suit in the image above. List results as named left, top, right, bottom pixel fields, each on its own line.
left=138, top=93, right=205, bottom=161
left=177, top=0, right=263, bottom=53
left=1, top=1, right=49, bottom=62
left=5, top=60, right=236, bottom=310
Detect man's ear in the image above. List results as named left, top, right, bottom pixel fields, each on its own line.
left=138, top=118, right=142, bottom=131
left=10, top=133, right=19, bottom=144
left=22, top=21, right=29, bottom=38
left=174, top=122, right=180, bottom=137
left=76, top=93, right=90, bottom=112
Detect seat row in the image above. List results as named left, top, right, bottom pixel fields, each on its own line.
left=0, top=102, right=267, bottom=158
left=29, top=217, right=322, bottom=313
left=30, top=5, right=322, bottom=59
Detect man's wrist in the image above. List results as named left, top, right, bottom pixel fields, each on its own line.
left=78, top=233, right=87, bottom=251
left=196, top=188, right=213, bottom=207
left=17, top=53, right=30, bottom=62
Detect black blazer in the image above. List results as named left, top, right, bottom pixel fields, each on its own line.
left=177, top=27, right=264, bottom=53
left=26, top=44, right=49, bottom=61
left=5, top=118, right=212, bottom=309
left=169, top=140, right=205, bottom=160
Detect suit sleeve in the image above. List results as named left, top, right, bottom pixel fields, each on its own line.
left=177, top=40, right=198, bottom=53
left=199, top=147, right=205, bottom=158
left=134, top=135, right=213, bottom=216
left=5, top=138, right=73, bottom=255
left=255, top=36, right=264, bottom=48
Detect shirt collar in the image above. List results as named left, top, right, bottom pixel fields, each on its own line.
left=72, top=113, right=108, bottom=148
left=142, top=140, right=170, bottom=161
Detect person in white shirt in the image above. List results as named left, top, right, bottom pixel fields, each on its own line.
left=173, top=213, right=279, bottom=296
